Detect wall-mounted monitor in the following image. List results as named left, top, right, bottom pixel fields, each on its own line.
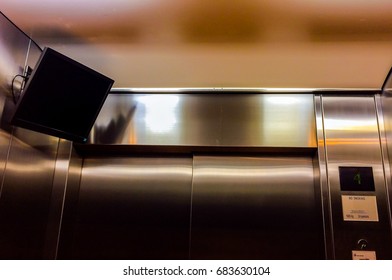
left=11, top=47, right=114, bottom=143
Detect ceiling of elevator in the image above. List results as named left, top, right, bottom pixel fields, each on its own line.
left=2, top=0, right=392, bottom=88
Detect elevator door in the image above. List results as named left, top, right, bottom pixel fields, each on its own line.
left=190, top=155, right=325, bottom=259
left=60, top=157, right=193, bottom=259
left=59, top=154, right=324, bottom=259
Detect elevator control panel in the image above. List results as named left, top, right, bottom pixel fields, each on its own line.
left=339, top=166, right=379, bottom=222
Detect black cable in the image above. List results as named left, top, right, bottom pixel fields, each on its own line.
left=11, top=74, right=27, bottom=104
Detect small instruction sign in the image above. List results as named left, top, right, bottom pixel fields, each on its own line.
left=352, top=250, right=377, bottom=260
left=341, top=195, right=379, bottom=222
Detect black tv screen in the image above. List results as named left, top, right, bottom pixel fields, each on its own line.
left=11, top=47, right=114, bottom=143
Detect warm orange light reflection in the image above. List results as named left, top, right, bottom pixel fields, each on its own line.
left=325, top=138, right=379, bottom=146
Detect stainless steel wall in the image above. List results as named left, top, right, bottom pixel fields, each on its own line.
left=0, top=12, right=31, bottom=190
left=380, top=74, right=392, bottom=228
left=0, top=12, right=62, bottom=259
left=88, top=91, right=316, bottom=149
left=318, top=94, right=392, bottom=259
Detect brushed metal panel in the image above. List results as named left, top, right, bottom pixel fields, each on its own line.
left=0, top=136, right=59, bottom=259
left=0, top=13, right=30, bottom=102
left=0, top=12, right=60, bottom=260
left=56, top=144, right=83, bottom=260
left=43, top=139, right=73, bottom=259
left=63, top=156, right=192, bottom=259
left=322, top=96, right=392, bottom=259
left=380, top=93, right=392, bottom=222
left=190, top=155, right=324, bottom=259
left=0, top=12, right=31, bottom=190
left=314, top=95, right=335, bottom=259
left=375, top=95, right=392, bottom=234
left=89, top=92, right=316, bottom=148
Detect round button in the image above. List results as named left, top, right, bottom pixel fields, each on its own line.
left=357, top=239, right=368, bottom=250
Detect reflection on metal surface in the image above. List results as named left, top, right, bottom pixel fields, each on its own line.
left=322, top=95, right=392, bottom=259
left=0, top=135, right=59, bottom=259
left=0, top=12, right=62, bottom=259
left=379, top=94, right=392, bottom=235
left=61, top=157, right=193, bottom=259
left=113, top=87, right=319, bottom=93
left=382, top=67, right=392, bottom=94
left=323, top=97, right=384, bottom=162
left=314, top=95, right=334, bottom=259
left=191, top=155, right=324, bottom=260
left=324, top=119, right=378, bottom=131
left=89, top=92, right=316, bottom=148
left=0, top=12, right=31, bottom=188
left=136, top=94, right=179, bottom=133
left=265, top=95, right=302, bottom=104
left=381, top=70, right=392, bottom=220
left=43, top=139, right=72, bottom=259
left=261, top=94, right=315, bottom=147
left=58, top=154, right=325, bottom=260
left=0, top=13, right=30, bottom=100
left=56, top=145, right=83, bottom=260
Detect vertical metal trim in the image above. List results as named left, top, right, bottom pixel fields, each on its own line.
left=43, top=139, right=72, bottom=259
left=53, top=142, right=73, bottom=260
left=188, top=155, right=195, bottom=260
left=374, top=94, right=392, bottom=235
left=0, top=127, right=15, bottom=201
left=23, top=39, right=32, bottom=75
left=55, top=147, right=84, bottom=259
left=314, top=94, right=335, bottom=259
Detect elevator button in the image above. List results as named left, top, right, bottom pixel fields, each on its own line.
left=357, top=239, right=368, bottom=250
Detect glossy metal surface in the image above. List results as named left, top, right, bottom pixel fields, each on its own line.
left=381, top=71, right=392, bottom=222
left=381, top=69, right=392, bottom=161
left=60, top=156, right=193, bottom=259
left=0, top=12, right=63, bottom=259
left=43, top=139, right=72, bottom=259
left=375, top=95, right=392, bottom=235
left=0, top=135, right=59, bottom=259
left=382, top=67, right=392, bottom=93
left=57, top=144, right=83, bottom=260
left=314, top=95, right=335, bottom=259
left=190, top=155, right=324, bottom=259
left=88, top=92, right=316, bottom=148
left=322, top=96, right=392, bottom=259
left=0, top=12, right=30, bottom=192
left=379, top=99, right=392, bottom=236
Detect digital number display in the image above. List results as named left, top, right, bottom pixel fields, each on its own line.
left=339, top=167, right=375, bottom=192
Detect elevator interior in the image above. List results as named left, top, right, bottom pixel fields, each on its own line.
left=1, top=12, right=392, bottom=260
